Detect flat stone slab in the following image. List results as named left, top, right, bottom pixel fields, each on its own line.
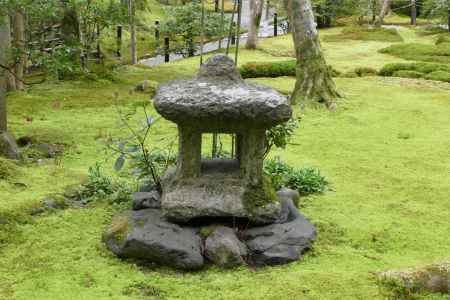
left=103, top=209, right=204, bottom=270
left=161, top=172, right=281, bottom=224
left=154, top=55, right=292, bottom=130
left=243, top=203, right=316, bottom=266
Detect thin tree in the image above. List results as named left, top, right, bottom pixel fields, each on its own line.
left=5, top=15, right=16, bottom=91
left=410, top=0, right=417, bottom=25
left=283, top=0, right=340, bottom=107
left=12, top=8, right=25, bottom=90
left=376, top=0, right=390, bottom=25
left=0, top=15, right=20, bottom=159
left=246, top=0, right=264, bottom=49
left=129, top=0, right=137, bottom=64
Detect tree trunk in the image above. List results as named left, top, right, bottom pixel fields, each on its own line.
left=12, top=9, right=25, bottom=90
left=376, top=0, right=390, bottom=26
left=283, top=0, right=340, bottom=107
left=129, top=0, right=137, bottom=64
left=5, top=16, right=16, bottom=92
left=246, top=0, right=264, bottom=49
left=0, top=17, right=7, bottom=133
left=410, top=0, right=417, bottom=25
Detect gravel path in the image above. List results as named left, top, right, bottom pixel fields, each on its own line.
left=139, top=0, right=287, bottom=67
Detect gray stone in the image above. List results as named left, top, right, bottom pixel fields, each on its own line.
left=42, top=198, right=67, bottom=210
left=205, top=226, right=247, bottom=268
left=35, top=143, right=63, bottom=158
left=0, top=132, right=21, bottom=160
left=154, top=55, right=291, bottom=131
left=277, top=187, right=300, bottom=206
left=244, top=210, right=316, bottom=266
left=103, top=209, right=204, bottom=270
left=161, top=168, right=281, bottom=224
left=132, top=191, right=161, bottom=210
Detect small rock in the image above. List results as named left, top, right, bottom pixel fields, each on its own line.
left=132, top=191, right=161, bottom=210
left=103, top=209, right=204, bottom=270
left=138, top=182, right=155, bottom=192
left=35, top=143, right=63, bottom=158
left=277, top=187, right=300, bottom=207
left=30, top=207, right=45, bottom=215
left=42, top=198, right=67, bottom=210
left=244, top=212, right=316, bottom=266
left=205, top=226, right=247, bottom=268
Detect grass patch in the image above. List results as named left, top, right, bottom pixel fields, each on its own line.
left=379, top=42, right=450, bottom=64
left=323, top=26, right=404, bottom=43
left=1, top=28, right=450, bottom=300
left=239, top=60, right=340, bottom=78
left=379, top=62, right=450, bottom=83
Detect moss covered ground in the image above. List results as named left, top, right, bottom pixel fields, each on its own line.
left=1, top=27, right=450, bottom=300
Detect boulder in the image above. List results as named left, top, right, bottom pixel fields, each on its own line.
left=0, top=132, right=21, bottom=160
left=103, top=209, right=204, bottom=270
left=132, top=191, right=161, bottom=210
left=35, top=143, right=63, bottom=158
left=204, top=226, right=247, bottom=268
left=244, top=206, right=316, bottom=266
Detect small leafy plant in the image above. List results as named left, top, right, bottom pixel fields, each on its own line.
left=265, top=118, right=299, bottom=157
left=106, top=97, right=177, bottom=193
left=264, top=157, right=330, bottom=196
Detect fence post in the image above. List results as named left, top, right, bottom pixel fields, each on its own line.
left=215, top=0, right=219, bottom=12
left=231, top=22, right=236, bottom=45
left=96, top=25, right=101, bottom=62
left=164, top=36, right=170, bottom=62
left=274, top=13, right=278, bottom=36
left=155, top=21, right=160, bottom=48
left=116, top=25, right=122, bottom=58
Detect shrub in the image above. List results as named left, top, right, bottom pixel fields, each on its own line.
left=436, top=34, right=450, bottom=45
left=392, top=70, right=424, bottom=79
left=354, top=67, right=378, bottom=77
left=265, top=118, right=299, bottom=157
left=240, top=60, right=296, bottom=78
left=424, top=71, right=450, bottom=82
left=379, top=62, right=450, bottom=76
left=324, top=26, right=403, bottom=43
left=240, top=60, right=340, bottom=79
left=263, top=157, right=330, bottom=196
left=379, top=43, right=450, bottom=64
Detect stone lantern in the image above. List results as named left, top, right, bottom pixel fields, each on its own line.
left=154, top=55, right=292, bottom=224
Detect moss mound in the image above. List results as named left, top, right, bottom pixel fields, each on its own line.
left=436, top=34, right=450, bottom=45
left=380, top=62, right=450, bottom=83
left=379, top=43, right=450, bottom=64
left=392, top=70, right=423, bottom=79
left=0, top=157, right=20, bottom=180
left=324, top=26, right=403, bottom=43
left=240, top=60, right=340, bottom=79
left=424, top=71, right=450, bottom=82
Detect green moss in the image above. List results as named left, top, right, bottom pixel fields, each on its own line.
left=354, top=67, right=378, bottom=77
left=103, top=215, right=130, bottom=244
left=424, top=71, right=450, bottom=83
left=243, top=176, right=278, bottom=214
left=393, top=70, right=424, bottom=79
left=324, top=26, right=404, bottom=43
left=0, top=158, right=20, bottom=180
left=379, top=42, right=450, bottom=63
left=435, top=34, right=450, bottom=45
left=379, top=62, right=450, bottom=76
left=199, top=226, right=218, bottom=239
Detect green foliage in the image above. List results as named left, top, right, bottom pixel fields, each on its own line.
left=378, top=62, right=450, bottom=76
left=160, top=0, right=227, bottom=57
left=354, top=67, right=378, bottom=77
left=240, top=60, right=297, bottom=78
left=393, top=70, right=424, bottom=79
left=435, top=34, right=450, bottom=45
left=424, top=70, right=450, bottom=82
left=324, top=26, right=404, bottom=42
left=265, top=118, right=300, bottom=157
left=379, top=43, right=450, bottom=64
left=32, top=45, right=81, bottom=80
left=240, top=60, right=340, bottom=78
left=76, top=163, right=115, bottom=204
left=264, top=157, right=330, bottom=196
